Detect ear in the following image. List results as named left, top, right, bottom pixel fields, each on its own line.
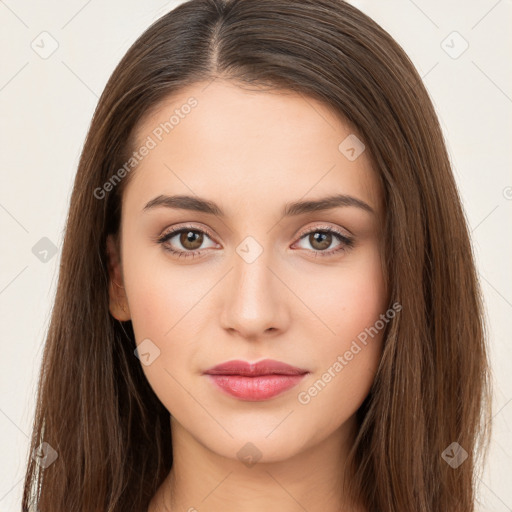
left=106, top=234, right=131, bottom=322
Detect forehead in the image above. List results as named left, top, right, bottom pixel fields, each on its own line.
left=125, top=80, right=383, bottom=218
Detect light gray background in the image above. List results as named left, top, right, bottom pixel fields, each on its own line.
left=0, top=1, right=511, bottom=510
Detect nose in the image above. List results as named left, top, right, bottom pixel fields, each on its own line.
left=219, top=247, right=290, bottom=341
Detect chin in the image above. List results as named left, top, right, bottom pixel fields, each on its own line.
left=205, top=430, right=310, bottom=465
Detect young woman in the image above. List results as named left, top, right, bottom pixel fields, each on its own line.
left=22, top=0, right=492, bottom=511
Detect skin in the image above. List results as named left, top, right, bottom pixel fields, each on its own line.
left=107, top=79, right=388, bottom=512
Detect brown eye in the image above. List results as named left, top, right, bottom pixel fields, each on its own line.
left=157, top=226, right=218, bottom=258
left=308, top=231, right=332, bottom=251
left=293, top=226, right=354, bottom=257
left=179, top=230, right=203, bottom=250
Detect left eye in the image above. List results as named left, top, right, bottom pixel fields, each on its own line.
left=157, top=227, right=218, bottom=256
left=157, top=225, right=354, bottom=259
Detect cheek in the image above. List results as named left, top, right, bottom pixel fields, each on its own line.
left=126, top=276, right=172, bottom=340
left=121, top=249, right=215, bottom=392
left=294, top=245, right=387, bottom=412
left=123, top=243, right=206, bottom=339
left=304, top=243, right=387, bottom=352
left=122, top=262, right=203, bottom=411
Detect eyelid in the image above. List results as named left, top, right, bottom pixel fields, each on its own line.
left=158, top=222, right=351, bottom=242
left=158, top=222, right=219, bottom=243
left=294, top=223, right=352, bottom=240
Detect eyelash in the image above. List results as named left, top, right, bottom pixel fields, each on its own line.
left=156, top=224, right=355, bottom=260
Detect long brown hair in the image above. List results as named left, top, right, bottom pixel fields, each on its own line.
left=22, top=0, right=492, bottom=510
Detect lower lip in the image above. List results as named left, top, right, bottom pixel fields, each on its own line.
left=206, top=374, right=307, bottom=401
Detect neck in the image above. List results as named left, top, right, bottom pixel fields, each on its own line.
left=149, top=415, right=366, bottom=512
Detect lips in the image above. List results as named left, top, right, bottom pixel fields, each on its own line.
left=203, top=359, right=309, bottom=401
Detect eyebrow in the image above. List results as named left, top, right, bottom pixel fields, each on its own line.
left=143, top=193, right=375, bottom=217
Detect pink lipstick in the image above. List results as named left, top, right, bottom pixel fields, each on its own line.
left=203, top=359, right=309, bottom=401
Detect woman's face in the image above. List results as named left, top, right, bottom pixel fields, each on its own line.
left=107, top=79, right=388, bottom=462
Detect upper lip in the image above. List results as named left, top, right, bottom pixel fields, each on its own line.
left=204, top=359, right=309, bottom=377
